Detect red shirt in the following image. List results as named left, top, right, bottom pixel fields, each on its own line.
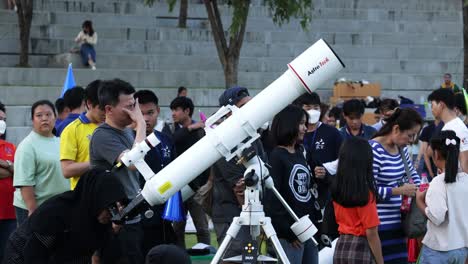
left=333, top=194, right=380, bottom=236
left=0, top=139, right=16, bottom=219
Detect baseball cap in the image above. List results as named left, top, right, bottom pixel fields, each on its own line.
left=218, top=86, right=250, bottom=107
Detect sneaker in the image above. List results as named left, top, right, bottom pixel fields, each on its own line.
left=91, top=65, right=96, bottom=70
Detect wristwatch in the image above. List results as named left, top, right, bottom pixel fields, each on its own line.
left=6, top=160, right=12, bottom=168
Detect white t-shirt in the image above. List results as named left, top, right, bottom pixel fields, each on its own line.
left=423, top=172, right=468, bottom=251
left=442, top=118, right=468, bottom=152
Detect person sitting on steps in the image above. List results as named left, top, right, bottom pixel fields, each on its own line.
left=75, top=20, right=98, bottom=70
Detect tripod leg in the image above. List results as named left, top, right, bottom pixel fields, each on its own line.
left=211, top=217, right=242, bottom=264
left=262, top=218, right=290, bottom=264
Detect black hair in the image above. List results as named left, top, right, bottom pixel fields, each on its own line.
left=98, top=79, right=136, bottom=110
left=328, top=106, right=342, bottom=120
left=85, top=80, right=101, bottom=107
left=134, top=90, right=159, bottom=106
left=372, top=108, right=423, bottom=138
left=428, top=88, right=455, bottom=110
left=270, top=104, right=308, bottom=147
left=342, top=99, right=365, bottom=117
left=292, top=92, right=321, bottom=107
left=31, top=100, right=56, bottom=119
left=320, top=103, right=330, bottom=121
left=82, top=20, right=94, bottom=36
left=430, top=130, right=460, bottom=184
left=55, top=98, right=65, bottom=115
left=454, top=92, right=467, bottom=115
left=379, top=98, right=399, bottom=112
left=331, top=137, right=377, bottom=207
left=63, top=86, right=85, bottom=110
left=0, top=101, right=5, bottom=113
left=170, top=96, right=194, bottom=117
left=177, top=86, right=187, bottom=95
left=444, top=73, right=452, bottom=78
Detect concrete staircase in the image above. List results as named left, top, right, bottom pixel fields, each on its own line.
left=0, top=0, right=463, bottom=145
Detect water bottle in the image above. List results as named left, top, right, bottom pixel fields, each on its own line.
left=400, top=177, right=413, bottom=212
left=419, top=173, right=429, bottom=192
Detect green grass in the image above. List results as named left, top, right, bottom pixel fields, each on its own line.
left=185, top=231, right=219, bottom=249
left=185, top=231, right=268, bottom=254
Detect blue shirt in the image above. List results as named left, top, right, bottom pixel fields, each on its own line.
left=141, top=130, right=176, bottom=227
left=340, top=124, right=376, bottom=140
left=304, top=123, right=343, bottom=207
left=303, top=122, right=343, bottom=166
left=55, top=113, right=81, bottom=137
left=141, top=130, right=176, bottom=188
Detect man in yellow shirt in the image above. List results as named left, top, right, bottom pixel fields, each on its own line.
left=440, top=73, right=461, bottom=93
left=60, top=80, right=104, bottom=189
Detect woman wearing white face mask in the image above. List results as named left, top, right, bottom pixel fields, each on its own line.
left=0, top=102, right=17, bottom=263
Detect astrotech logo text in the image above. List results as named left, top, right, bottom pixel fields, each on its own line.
left=307, top=57, right=330, bottom=76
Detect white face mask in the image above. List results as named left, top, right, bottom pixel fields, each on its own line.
left=307, top=109, right=321, bottom=124
left=0, top=120, right=6, bottom=134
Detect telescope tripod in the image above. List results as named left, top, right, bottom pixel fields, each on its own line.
left=211, top=185, right=290, bottom=264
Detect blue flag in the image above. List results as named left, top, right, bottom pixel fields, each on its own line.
left=162, top=191, right=186, bottom=222
left=60, top=63, right=76, bottom=97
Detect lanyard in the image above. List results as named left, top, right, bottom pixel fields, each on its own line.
left=306, top=122, right=321, bottom=152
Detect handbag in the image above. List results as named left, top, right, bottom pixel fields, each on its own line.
left=399, top=148, right=427, bottom=238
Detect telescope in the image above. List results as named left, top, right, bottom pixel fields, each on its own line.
left=112, top=39, right=344, bottom=262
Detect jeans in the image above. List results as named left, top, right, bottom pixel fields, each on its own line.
left=80, top=43, right=96, bottom=65
left=419, top=245, right=468, bottom=264
left=173, top=197, right=210, bottom=248
left=0, top=219, right=16, bottom=262
left=14, top=207, right=28, bottom=226
left=279, top=238, right=318, bottom=264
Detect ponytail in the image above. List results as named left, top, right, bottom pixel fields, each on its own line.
left=430, top=130, right=460, bottom=183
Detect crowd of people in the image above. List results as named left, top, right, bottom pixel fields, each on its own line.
left=0, top=75, right=467, bottom=264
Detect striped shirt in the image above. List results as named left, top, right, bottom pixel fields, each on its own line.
left=370, top=140, right=421, bottom=228
left=370, top=140, right=421, bottom=262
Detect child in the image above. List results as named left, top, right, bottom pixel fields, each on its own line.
left=331, top=137, right=384, bottom=264
left=416, top=130, right=468, bottom=264
left=265, top=104, right=321, bottom=264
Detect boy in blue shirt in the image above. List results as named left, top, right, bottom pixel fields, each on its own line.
left=340, top=99, right=376, bottom=140
left=134, top=90, right=177, bottom=255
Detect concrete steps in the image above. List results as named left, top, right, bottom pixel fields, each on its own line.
left=0, top=53, right=461, bottom=76
left=1, top=37, right=463, bottom=61
left=30, top=0, right=462, bottom=13
left=0, top=67, right=451, bottom=98
left=0, top=67, right=281, bottom=89
left=1, top=24, right=461, bottom=49
left=0, top=9, right=462, bottom=34
left=0, top=85, right=260, bottom=108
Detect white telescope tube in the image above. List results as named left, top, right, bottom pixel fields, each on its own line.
left=141, top=39, right=345, bottom=206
